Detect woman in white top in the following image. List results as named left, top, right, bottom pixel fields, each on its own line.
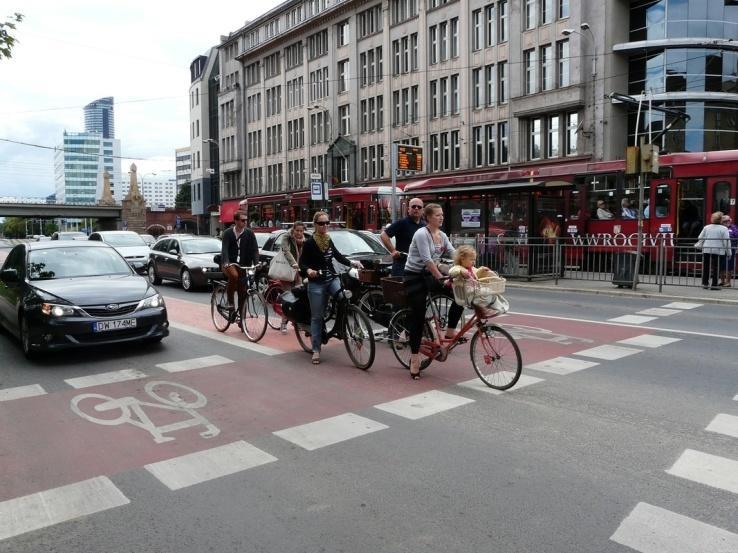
left=403, top=204, right=464, bottom=379
left=697, top=211, right=731, bottom=290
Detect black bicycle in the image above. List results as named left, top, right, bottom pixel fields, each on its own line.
left=289, top=271, right=376, bottom=370
left=210, top=263, right=268, bottom=342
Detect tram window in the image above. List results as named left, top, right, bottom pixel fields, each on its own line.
left=586, top=174, right=618, bottom=219
left=713, top=182, right=730, bottom=214
left=622, top=182, right=649, bottom=218
left=488, top=193, right=528, bottom=235
left=654, top=184, right=670, bottom=217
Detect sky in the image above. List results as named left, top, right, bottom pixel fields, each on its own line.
left=0, top=0, right=283, bottom=199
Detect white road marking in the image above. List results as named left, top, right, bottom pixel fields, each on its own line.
left=636, top=307, right=681, bottom=317
left=0, top=476, right=129, bottom=541
left=64, top=369, right=148, bottom=389
left=666, top=449, right=738, bottom=495
left=662, top=302, right=703, bottom=310
left=572, top=344, right=643, bottom=361
left=273, top=413, right=388, bottom=451
left=144, top=441, right=277, bottom=491
left=457, top=373, right=544, bottom=395
left=617, top=335, right=682, bottom=348
left=156, top=355, right=233, bottom=373
left=524, top=357, right=599, bottom=375
left=706, top=414, right=738, bottom=439
left=610, top=502, right=738, bottom=553
left=607, top=315, right=658, bottom=324
left=374, top=390, right=475, bottom=420
left=0, top=384, right=46, bottom=402
left=169, top=321, right=281, bottom=356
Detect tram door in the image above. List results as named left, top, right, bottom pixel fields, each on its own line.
left=533, top=192, right=565, bottom=242
left=708, top=178, right=736, bottom=223
left=676, top=178, right=705, bottom=240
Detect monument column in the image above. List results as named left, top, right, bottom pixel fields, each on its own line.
left=121, top=163, right=147, bottom=232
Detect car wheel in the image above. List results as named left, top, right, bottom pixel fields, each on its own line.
left=19, top=314, right=37, bottom=359
left=181, top=268, right=194, bottom=291
left=148, top=264, right=162, bottom=285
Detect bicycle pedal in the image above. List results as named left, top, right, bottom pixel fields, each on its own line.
left=456, top=336, right=468, bottom=344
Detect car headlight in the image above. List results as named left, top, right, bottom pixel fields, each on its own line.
left=139, top=294, right=165, bottom=310
left=41, top=303, right=76, bottom=317
left=201, top=266, right=218, bottom=272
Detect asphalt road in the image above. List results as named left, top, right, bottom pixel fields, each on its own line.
left=1, top=245, right=737, bottom=552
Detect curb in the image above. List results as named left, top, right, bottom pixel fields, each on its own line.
left=505, top=281, right=738, bottom=306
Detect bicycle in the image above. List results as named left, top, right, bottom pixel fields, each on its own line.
left=261, top=277, right=288, bottom=330
left=291, top=270, right=376, bottom=370
left=385, top=276, right=521, bottom=390
left=209, top=263, right=268, bottom=342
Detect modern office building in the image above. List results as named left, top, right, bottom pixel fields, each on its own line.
left=84, top=97, right=115, bottom=139
left=175, top=146, right=192, bottom=193
left=53, top=131, right=122, bottom=204
left=116, top=174, right=178, bottom=208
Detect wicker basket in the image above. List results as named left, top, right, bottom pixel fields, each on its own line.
left=452, top=275, right=506, bottom=308
left=358, top=268, right=381, bottom=284
left=380, top=276, right=407, bottom=307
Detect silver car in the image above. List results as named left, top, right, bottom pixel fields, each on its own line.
left=88, top=231, right=151, bottom=274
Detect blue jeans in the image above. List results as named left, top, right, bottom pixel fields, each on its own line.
left=307, top=277, right=341, bottom=353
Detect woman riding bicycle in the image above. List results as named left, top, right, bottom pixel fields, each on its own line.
left=276, top=222, right=306, bottom=333
left=299, top=211, right=362, bottom=365
left=404, top=203, right=464, bottom=379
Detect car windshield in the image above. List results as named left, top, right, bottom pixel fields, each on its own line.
left=103, top=233, right=147, bottom=247
left=28, top=247, right=132, bottom=280
left=254, top=233, right=270, bottom=248
left=330, top=231, right=388, bottom=256
left=182, top=238, right=221, bottom=254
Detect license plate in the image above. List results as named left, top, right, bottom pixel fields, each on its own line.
left=93, top=319, right=137, bottom=332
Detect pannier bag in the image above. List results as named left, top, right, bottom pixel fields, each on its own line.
left=279, top=286, right=311, bottom=325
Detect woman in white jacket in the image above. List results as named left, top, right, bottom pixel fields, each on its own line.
left=697, top=211, right=731, bottom=290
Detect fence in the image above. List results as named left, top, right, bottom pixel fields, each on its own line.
left=449, top=235, right=736, bottom=292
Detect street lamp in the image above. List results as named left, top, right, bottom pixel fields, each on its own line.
left=562, top=22, right=597, bottom=159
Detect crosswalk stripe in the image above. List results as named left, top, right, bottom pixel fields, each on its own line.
left=156, top=355, right=233, bottom=373
left=666, top=449, right=738, bottom=495
left=457, top=373, right=544, bottom=395
left=571, top=344, right=643, bottom=361
left=636, top=308, right=681, bottom=317
left=374, top=390, right=475, bottom=420
left=706, top=414, right=738, bottom=439
left=607, top=315, right=658, bottom=324
left=169, top=321, right=281, bottom=356
left=524, top=357, right=599, bottom=375
left=273, top=413, right=388, bottom=451
left=0, top=476, right=129, bottom=541
left=144, top=441, right=277, bottom=491
left=0, top=384, right=46, bottom=402
left=610, top=502, right=738, bottom=553
left=617, top=335, right=682, bottom=348
left=64, top=369, right=148, bottom=389
left=662, top=302, right=702, bottom=310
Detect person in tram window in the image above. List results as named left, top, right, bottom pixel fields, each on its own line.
left=643, top=200, right=650, bottom=218
left=596, top=200, right=614, bottom=220
left=381, top=197, right=426, bottom=276
left=621, top=198, right=638, bottom=219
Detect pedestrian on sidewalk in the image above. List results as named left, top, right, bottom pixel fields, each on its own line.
left=720, top=215, right=738, bottom=286
left=696, top=212, right=731, bottom=290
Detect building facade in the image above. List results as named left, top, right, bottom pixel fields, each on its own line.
left=116, top=175, right=178, bottom=208
left=175, top=146, right=192, bottom=193
left=83, top=97, right=116, bottom=139
left=53, top=131, right=122, bottom=204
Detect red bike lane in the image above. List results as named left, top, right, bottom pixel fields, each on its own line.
left=0, top=311, right=651, bottom=504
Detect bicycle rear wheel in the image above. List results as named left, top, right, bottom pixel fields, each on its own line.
left=342, top=305, right=375, bottom=370
left=470, top=325, right=522, bottom=390
left=387, top=308, right=433, bottom=370
left=294, top=322, right=312, bottom=353
left=358, top=289, right=386, bottom=325
left=210, top=285, right=231, bottom=332
left=241, top=293, right=268, bottom=342
left=263, top=283, right=284, bottom=330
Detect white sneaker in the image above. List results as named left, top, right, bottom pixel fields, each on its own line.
left=280, top=321, right=289, bottom=334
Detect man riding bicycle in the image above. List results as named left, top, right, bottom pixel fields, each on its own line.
left=221, top=210, right=260, bottom=313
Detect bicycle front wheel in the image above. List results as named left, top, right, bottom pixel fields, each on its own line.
left=387, top=308, right=433, bottom=370
left=342, top=305, right=375, bottom=370
left=294, top=322, right=312, bottom=353
left=263, top=283, right=284, bottom=330
left=210, top=285, right=231, bottom=332
left=470, top=325, right=522, bottom=390
left=358, top=289, right=386, bottom=325
left=241, top=293, right=267, bottom=342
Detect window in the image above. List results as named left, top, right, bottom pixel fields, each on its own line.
left=430, top=81, right=438, bottom=118
left=431, top=134, right=440, bottom=171
left=338, top=59, right=350, bottom=93
left=411, top=33, right=419, bottom=70
left=264, top=52, right=281, bottom=79
left=558, top=0, right=569, bottom=19
left=393, top=90, right=401, bottom=125
left=440, top=77, right=448, bottom=116
left=547, top=115, right=560, bottom=157
left=541, top=0, right=553, bottom=25
left=337, top=20, right=350, bottom=46
left=357, top=4, right=382, bottom=38
left=402, top=36, right=410, bottom=72
left=472, top=9, right=482, bottom=51
left=484, top=4, right=496, bottom=47
left=450, top=19, right=458, bottom=58
left=525, top=0, right=536, bottom=30
left=392, top=39, right=401, bottom=75
left=402, top=88, right=410, bottom=124
left=473, top=126, right=483, bottom=166
left=308, top=30, right=328, bottom=59
left=391, top=0, right=418, bottom=25
left=529, top=118, right=542, bottom=159
left=473, top=69, right=482, bottom=109
left=429, top=26, right=438, bottom=65
left=499, top=0, right=508, bottom=42
left=246, top=62, right=260, bottom=86
left=557, top=39, right=570, bottom=87
left=339, top=104, right=350, bottom=135
left=451, top=74, right=459, bottom=114
left=485, top=124, right=496, bottom=165
left=485, top=64, right=495, bottom=106
left=499, top=121, right=509, bottom=163
left=411, top=86, right=418, bottom=122
left=524, top=49, right=537, bottom=94
left=285, top=41, right=303, bottom=69
left=439, top=21, right=448, bottom=61
left=541, top=44, right=553, bottom=91
left=566, top=112, right=578, bottom=155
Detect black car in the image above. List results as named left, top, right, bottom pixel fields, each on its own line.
left=148, top=236, right=222, bottom=291
left=0, top=241, right=169, bottom=358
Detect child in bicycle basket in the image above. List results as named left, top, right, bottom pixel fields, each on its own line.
left=448, top=245, right=508, bottom=316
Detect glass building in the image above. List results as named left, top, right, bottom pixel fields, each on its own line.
left=617, top=0, right=738, bottom=152
left=84, top=97, right=115, bottom=139
left=54, top=132, right=121, bottom=204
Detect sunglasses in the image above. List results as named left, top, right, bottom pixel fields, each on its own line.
left=315, top=221, right=329, bottom=226
left=410, top=205, right=423, bottom=209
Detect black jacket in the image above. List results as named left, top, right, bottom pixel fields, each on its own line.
left=298, top=237, right=352, bottom=279
left=221, top=226, right=259, bottom=267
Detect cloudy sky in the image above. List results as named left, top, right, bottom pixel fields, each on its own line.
left=0, top=0, right=282, bottom=198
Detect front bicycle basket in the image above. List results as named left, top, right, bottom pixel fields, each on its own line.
left=380, top=276, right=407, bottom=307
left=452, top=275, right=506, bottom=308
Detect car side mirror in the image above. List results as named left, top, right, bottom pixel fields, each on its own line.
left=169, top=249, right=178, bottom=255
left=0, top=268, right=19, bottom=283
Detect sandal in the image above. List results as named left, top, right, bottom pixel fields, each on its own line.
left=409, top=357, right=421, bottom=380
left=312, top=352, right=320, bottom=365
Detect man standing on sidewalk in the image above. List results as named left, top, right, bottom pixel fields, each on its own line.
left=381, top=198, right=426, bottom=276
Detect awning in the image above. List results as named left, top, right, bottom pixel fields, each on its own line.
left=406, top=181, right=542, bottom=195
left=219, top=198, right=241, bottom=224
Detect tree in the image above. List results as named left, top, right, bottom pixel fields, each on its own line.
left=175, top=182, right=192, bottom=209
left=0, top=13, right=23, bottom=61
left=2, top=217, right=26, bottom=238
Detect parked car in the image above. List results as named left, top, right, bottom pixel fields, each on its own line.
left=259, top=229, right=313, bottom=264
left=0, top=241, right=168, bottom=358
left=51, top=231, right=88, bottom=241
left=147, top=235, right=222, bottom=291
left=88, top=231, right=150, bottom=274
left=254, top=232, right=271, bottom=250
left=139, top=233, right=156, bottom=247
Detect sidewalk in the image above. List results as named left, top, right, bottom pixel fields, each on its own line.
left=506, top=277, right=738, bottom=306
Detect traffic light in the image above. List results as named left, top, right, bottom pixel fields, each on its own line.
left=640, top=143, right=660, bottom=174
